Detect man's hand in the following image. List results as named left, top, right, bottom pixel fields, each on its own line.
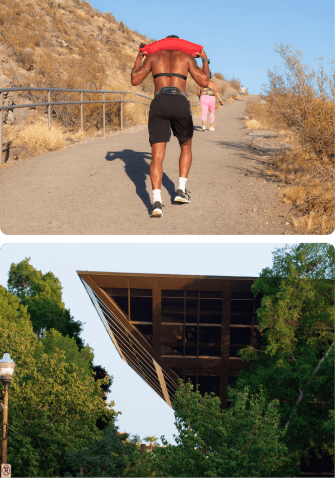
left=195, top=48, right=207, bottom=60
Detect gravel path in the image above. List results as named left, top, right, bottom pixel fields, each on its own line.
left=0, top=98, right=295, bottom=235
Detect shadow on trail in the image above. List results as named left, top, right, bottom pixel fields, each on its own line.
left=216, top=140, right=282, bottom=184
left=105, top=149, right=175, bottom=212
left=215, top=140, right=250, bottom=153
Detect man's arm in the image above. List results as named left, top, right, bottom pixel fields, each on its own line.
left=131, top=51, right=152, bottom=86
left=188, top=49, right=209, bottom=88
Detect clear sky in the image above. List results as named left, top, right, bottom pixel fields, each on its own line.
left=87, top=0, right=334, bottom=94
left=0, top=242, right=298, bottom=445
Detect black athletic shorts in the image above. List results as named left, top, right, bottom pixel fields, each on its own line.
left=148, top=94, right=194, bottom=146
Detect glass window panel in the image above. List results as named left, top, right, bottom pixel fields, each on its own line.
left=103, top=288, right=128, bottom=296
left=200, top=291, right=223, bottom=298
left=185, top=346, right=197, bottom=356
left=230, top=315, right=252, bottom=325
left=162, top=290, right=184, bottom=298
left=186, top=298, right=198, bottom=310
left=185, top=326, right=198, bottom=343
left=161, top=312, right=184, bottom=324
left=162, top=325, right=184, bottom=343
left=161, top=344, right=183, bottom=356
left=199, top=345, right=221, bottom=357
left=135, top=324, right=153, bottom=345
left=130, top=297, right=152, bottom=322
left=162, top=297, right=184, bottom=312
left=230, top=300, right=254, bottom=312
left=231, top=292, right=254, bottom=299
left=200, top=299, right=222, bottom=311
left=130, top=289, right=152, bottom=297
left=197, top=375, right=220, bottom=396
left=186, top=291, right=198, bottom=298
left=112, top=296, right=128, bottom=315
left=230, top=328, right=251, bottom=345
left=199, top=313, right=221, bottom=324
left=185, top=308, right=198, bottom=323
left=199, top=326, right=221, bottom=344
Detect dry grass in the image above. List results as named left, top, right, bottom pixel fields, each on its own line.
left=246, top=44, right=334, bottom=234
left=245, top=118, right=265, bottom=130
left=9, top=120, right=65, bottom=156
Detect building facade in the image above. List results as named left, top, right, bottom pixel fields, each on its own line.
left=78, top=271, right=263, bottom=409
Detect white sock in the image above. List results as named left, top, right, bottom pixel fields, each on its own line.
left=178, top=177, right=187, bottom=192
left=152, top=189, right=161, bottom=203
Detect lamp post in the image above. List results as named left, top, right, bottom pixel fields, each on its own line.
left=0, top=354, right=15, bottom=466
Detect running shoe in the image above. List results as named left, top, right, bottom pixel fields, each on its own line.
left=209, top=126, right=215, bottom=131
left=202, top=126, right=206, bottom=132
left=174, top=189, right=191, bottom=203
left=150, top=201, right=164, bottom=217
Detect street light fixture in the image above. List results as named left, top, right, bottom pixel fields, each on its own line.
left=0, top=353, right=15, bottom=467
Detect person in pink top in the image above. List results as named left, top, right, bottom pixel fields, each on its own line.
left=197, top=72, right=223, bottom=131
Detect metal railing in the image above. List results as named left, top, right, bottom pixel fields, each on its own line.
left=0, top=86, right=201, bottom=164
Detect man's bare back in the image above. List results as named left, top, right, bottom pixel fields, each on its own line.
left=150, top=50, right=191, bottom=93
left=131, top=48, right=209, bottom=92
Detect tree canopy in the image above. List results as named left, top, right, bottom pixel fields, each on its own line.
left=0, top=285, right=118, bottom=476
left=128, top=380, right=296, bottom=477
left=7, top=258, right=84, bottom=348
left=234, top=243, right=334, bottom=471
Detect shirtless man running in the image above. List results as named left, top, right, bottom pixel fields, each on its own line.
left=131, top=35, right=210, bottom=217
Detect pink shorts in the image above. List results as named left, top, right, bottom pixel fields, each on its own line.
left=200, top=95, right=215, bottom=123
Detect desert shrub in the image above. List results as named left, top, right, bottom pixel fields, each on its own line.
left=264, top=44, right=334, bottom=163
left=18, top=47, right=34, bottom=70
left=249, top=44, right=335, bottom=233
left=9, top=120, right=64, bottom=156
left=214, top=72, right=225, bottom=81
left=228, top=77, right=241, bottom=90
left=119, top=20, right=125, bottom=32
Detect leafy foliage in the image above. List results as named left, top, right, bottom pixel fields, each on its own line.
left=8, top=257, right=84, bottom=348
left=0, top=286, right=118, bottom=476
left=234, top=243, right=334, bottom=472
left=128, top=380, right=295, bottom=477
left=65, top=424, right=138, bottom=477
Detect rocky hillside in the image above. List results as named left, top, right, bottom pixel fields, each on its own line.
left=0, top=0, right=238, bottom=108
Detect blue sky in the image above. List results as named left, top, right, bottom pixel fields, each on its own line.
left=88, top=0, right=334, bottom=94
left=0, top=242, right=297, bottom=444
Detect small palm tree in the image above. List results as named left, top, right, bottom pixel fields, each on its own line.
left=143, top=435, right=159, bottom=452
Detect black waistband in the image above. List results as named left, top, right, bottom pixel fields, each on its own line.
left=155, top=87, right=187, bottom=98
left=153, top=73, right=187, bottom=80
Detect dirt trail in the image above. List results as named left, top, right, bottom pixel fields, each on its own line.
left=0, top=98, right=295, bottom=235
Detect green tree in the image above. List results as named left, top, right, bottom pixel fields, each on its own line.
left=65, top=424, right=138, bottom=477
left=8, top=258, right=114, bottom=431
left=7, top=258, right=84, bottom=348
left=0, top=286, right=117, bottom=477
left=128, top=380, right=296, bottom=477
left=39, top=328, right=94, bottom=377
left=143, top=435, right=159, bottom=451
left=233, top=243, right=334, bottom=473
